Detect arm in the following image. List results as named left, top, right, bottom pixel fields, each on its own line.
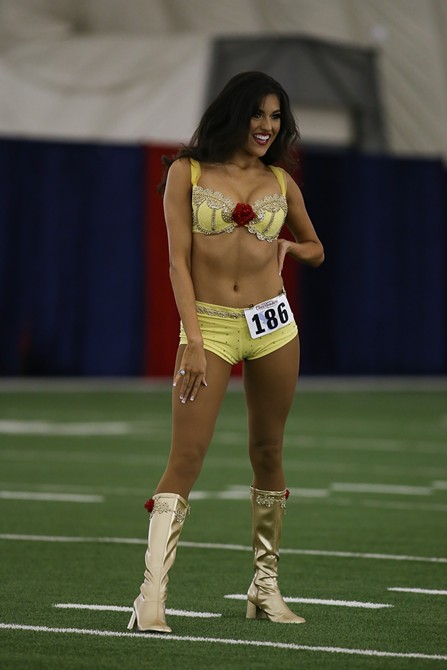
left=164, top=158, right=207, bottom=401
left=277, top=171, right=325, bottom=274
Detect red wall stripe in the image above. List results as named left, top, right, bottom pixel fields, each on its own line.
left=143, top=145, right=179, bottom=376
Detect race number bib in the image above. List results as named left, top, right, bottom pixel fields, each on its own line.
left=244, top=295, right=293, bottom=340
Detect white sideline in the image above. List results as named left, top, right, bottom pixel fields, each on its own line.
left=388, top=588, right=447, bottom=596
left=224, top=594, right=392, bottom=609
left=53, top=603, right=221, bottom=618
left=1, top=534, right=446, bottom=564
left=1, top=623, right=446, bottom=661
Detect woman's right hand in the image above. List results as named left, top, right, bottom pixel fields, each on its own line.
left=173, top=342, right=208, bottom=403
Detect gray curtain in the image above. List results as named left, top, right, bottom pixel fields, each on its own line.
left=208, top=36, right=386, bottom=151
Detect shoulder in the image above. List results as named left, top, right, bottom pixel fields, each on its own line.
left=268, top=165, right=303, bottom=201
left=165, top=158, right=192, bottom=193
left=283, top=170, right=305, bottom=204
left=168, top=157, right=192, bottom=178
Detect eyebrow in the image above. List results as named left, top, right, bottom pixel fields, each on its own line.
left=255, top=108, right=281, bottom=114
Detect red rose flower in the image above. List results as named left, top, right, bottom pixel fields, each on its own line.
left=232, top=202, right=256, bottom=226
left=285, top=489, right=290, bottom=499
left=144, top=498, right=155, bottom=514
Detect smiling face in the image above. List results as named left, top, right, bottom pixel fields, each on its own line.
left=245, top=94, right=281, bottom=158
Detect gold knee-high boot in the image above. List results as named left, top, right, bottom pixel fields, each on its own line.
left=128, top=492, right=189, bottom=633
left=246, top=486, right=305, bottom=624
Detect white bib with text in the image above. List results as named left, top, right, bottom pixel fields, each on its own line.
left=244, top=295, right=293, bottom=340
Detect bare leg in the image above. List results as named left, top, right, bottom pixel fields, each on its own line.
left=129, top=347, right=231, bottom=634
left=156, top=346, right=232, bottom=499
left=244, top=336, right=305, bottom=624
left=243, top=336, right=299, bottom=490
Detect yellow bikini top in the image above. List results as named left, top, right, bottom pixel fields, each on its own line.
left=190, top=158, right=288, bottom=242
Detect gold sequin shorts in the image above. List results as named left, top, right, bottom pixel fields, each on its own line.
left=179, top=300, right=298, bottom=365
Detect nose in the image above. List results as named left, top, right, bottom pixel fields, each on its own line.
left=262, top=117, right=272, bottom=132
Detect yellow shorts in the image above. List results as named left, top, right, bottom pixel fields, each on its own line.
left=179, top=299, right=298, bottom=366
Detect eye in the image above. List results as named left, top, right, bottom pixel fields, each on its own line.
left=272, top=113, right=281, bottom=120
left=251, top=111, right=262, bottom=119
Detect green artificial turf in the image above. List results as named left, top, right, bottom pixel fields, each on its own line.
left=0, top=383, right=446, bottom=669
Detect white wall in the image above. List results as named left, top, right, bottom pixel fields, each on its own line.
left=0, top=0, right=446, bottom=158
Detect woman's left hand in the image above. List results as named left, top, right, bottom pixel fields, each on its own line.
left=277, top=238, right=293, bottom=275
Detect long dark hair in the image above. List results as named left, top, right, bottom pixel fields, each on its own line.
left=159, top=71, right=300, bottom=193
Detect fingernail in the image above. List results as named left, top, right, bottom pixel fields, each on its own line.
left=190, top=396, right=194, bottom=401
left=179, top=395, right=183, bottom=401
left=172, top=382, right=177, bottom=387
left=204, top=381, right=208, bottom=387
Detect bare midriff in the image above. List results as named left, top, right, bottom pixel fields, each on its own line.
left=191, top=227, right=283, bottom=308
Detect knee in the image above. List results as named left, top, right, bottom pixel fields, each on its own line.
left=249, top=436, right=282, bottom=472
left=170, top=442, right=207, bottom=481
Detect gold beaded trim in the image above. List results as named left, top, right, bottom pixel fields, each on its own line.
left=196, top=304, right=245, bottom=320
left=196, top=290, right=287, bottom=321
left=174, top=508, right=188, bottom=523
left=152, top=499, right=189, bottom=523
left=255, top=493, right=287, bottom=510
left=191, top=185, right=287, bottom=242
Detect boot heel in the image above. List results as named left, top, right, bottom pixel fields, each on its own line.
left=127, top=609, right=137, bottom=630
left=246, top=600, right=257, bottom=619
left=246, top=601, right=267, bottom=620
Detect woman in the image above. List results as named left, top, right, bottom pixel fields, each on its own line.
left=128, top=71, right=324, bottom=633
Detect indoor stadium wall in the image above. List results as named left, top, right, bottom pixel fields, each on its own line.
left=0, top=0, right=446, bottom=377
left=1, top=137, right=445, bottom=377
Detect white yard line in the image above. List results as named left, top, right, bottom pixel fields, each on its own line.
left=189, top=488, right=329, bottom=500
left=1, top=481, right=443, bottom=503
left=1, top=418, right=446, bottom=454
left=288, top=436, right=447, bottom=455
left=1, top=375, right=447, bottom=392
left=53, top=603, right=221, bottom=618
left=0, top=534, right=145, bottom=545
left=0, top=482, right=145, bottom=497
left=359, top=500, right=447, bottom=513
left=331, top=483, right=432, bottom=496
left=0, top=491, right=103, bottom=503
left=1, top=623, right=446, bottom=661
left=1, top=486, right=447, bottom=513
left=278, top=547, right=447, bottom=563
left=1, top=533, right=446, bottom=563
left=388, top=588, right=447, bottom=596
left=2, top=481, right=447, bottom=508
left=2, top=445, right=447, bottom=477
left=289, top=436, right=404, bottom=452
left=224, top=595, right=392, bottom=609
left=0, top=449, right=167, bottom=467
left=0, top=420, right=132, bottom=435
